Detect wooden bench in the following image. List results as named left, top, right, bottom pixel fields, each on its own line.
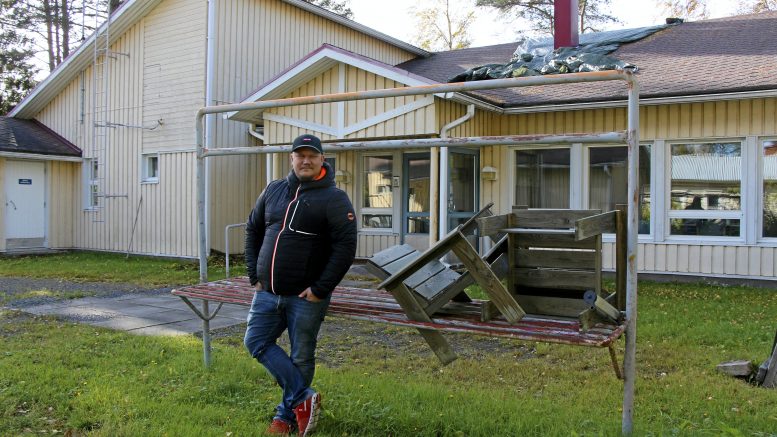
left=172, top=206, right=626, bottom=377
left=172, top=277, right=625, bottom=369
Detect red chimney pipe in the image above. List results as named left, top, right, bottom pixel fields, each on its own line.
left=554, top=0, right=579, bottom=49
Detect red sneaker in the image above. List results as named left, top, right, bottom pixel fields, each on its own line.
left=293, top=392, right=321, bottom=437
left=265, top=418, right=293, bottom=436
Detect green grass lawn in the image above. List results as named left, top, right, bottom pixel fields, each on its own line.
left=0, top=251, right=243, bottom=287
left=1, top=253, right=777, bottom=435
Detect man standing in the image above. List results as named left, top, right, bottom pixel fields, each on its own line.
left=244, top=134, right=357, bottom=436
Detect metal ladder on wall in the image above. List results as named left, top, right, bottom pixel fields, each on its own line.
left=90, top=0, right=119, bottom=223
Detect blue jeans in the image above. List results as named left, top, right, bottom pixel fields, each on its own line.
left=243, top=290, right=330, bottom=424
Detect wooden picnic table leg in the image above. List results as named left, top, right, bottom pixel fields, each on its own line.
left=386, top=282, right=457, bottom=365
left=450, top=233, right=525, bottom=324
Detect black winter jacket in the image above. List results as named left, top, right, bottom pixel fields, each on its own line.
left=244, top=162, right=357, bottom=299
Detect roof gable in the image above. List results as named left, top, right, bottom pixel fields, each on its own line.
left=227, top=44, right=437, bottom=124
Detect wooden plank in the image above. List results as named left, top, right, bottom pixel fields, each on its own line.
left=450, top=234, right=525, bottom=323
left=583, top=290, right=621, bottom=323
left=515, top=295, right=589, bottom=318
left=382, top=251, right=422, bottom=275
left=385, top=282, right=457, bottom=365
left=513, top=268, right=598, bottom=290
left=459, top=202, right=495, bottom=236
left=513, top=233, right=597, bottom=250
left=423, top=273, right=475, bottom=315
left=368, top=244, right=416, bottom=268
left=404, top=260, right=447, bottom=289
left=575, top=211, right=617, bottom=240
left=412, top=268, right=461, bottom=301
left=515, top=248, right=596, bottom=269
left=378, top=225, right=466, bottom=290
left=477, top=214, right=510, bottom=237
left=513, top=209, right=601, bottom=229
left=615, top=207, right=627, bottom=311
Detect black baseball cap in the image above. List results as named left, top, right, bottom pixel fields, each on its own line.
left=291, top=134, right=323, bottom=154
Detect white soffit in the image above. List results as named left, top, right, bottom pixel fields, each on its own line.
left=226, top=46, right=439, bottom=124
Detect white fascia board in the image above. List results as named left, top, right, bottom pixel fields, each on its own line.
left=9, top=0, right=163, bottom=119
left=281, top=0, right=429, bottom=58
left=226, top=47, right=439, bottom=123
left=0, top=152, right=82, bottom=162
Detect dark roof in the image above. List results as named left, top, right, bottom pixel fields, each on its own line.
left=0, top=117, right=81, bottom=157
left=396, top=12, right=777, bottom=108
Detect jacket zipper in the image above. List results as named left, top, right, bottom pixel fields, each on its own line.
left=270, top=185, right=301, bottom=294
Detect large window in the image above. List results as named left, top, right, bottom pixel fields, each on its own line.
left=361, top=155, right=393, bottom=229
left=514, top=148, right=570, bottom=208
left=589, top=145, right=651, bottom=234
left=668, top=142, right=741, bottom=237
left=763, top=140, right=777, bottom=238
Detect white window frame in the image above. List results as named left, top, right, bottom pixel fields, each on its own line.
left=82, top=158, right=99, bottom=210
left=358, top=152, right=399, bottom=234
left=141, top=153, right=160, bottom=184
left=757, top=136, right=777, bottom=245
left=508, top=144, right=575, bottom=210
left=583, top=143, right=655, bottom=242
left=664, top=138, right=745, bottom=243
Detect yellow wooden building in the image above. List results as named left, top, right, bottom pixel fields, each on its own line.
left=4, top=0, right=777, bottom=282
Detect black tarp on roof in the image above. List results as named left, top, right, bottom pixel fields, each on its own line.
left=0, top=117, right=81, bottom=157
left=449, top=24, right=668, bottom=82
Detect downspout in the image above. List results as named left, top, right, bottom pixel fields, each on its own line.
left=248, top=124, right=273, bottom=186
left=200, top=0, right=217, bottom=281
left=437, top=104, right=475, bottom=241
left=205, top=1, right=217, bottom=251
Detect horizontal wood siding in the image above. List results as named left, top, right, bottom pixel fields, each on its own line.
left=470, top=98, right=777, bottom=279
left=208, top=0, right=419, bottom=253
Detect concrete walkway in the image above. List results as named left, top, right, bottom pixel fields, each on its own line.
left=22, top=292, right=250, bottom=336
left=17, top=265, right=377, bottom=336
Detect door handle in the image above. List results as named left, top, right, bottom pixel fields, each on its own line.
left=7, top=200, right=17, bottom=210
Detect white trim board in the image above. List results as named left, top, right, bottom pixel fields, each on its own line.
left=262, top=96, right=434, bottom=138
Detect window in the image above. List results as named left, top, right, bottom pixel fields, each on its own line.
left=668, top=142, right=741, bottom=237
left=763, top=140, right=777, bottom=238
left=141, top=153, right=159, bottom=183
left=514, top=148, right=570, bottom=208
left=83, top=158, right=99, bottom=209
left=588, top=145, right=651, bottom=234
left=361, top=155, right=393, bottom=229
left=405, top=153, right=430, bottom=234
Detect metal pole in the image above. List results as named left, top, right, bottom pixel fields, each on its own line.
left=202, top=300, right=211, bottom=367
left=622, top=70, right=640, bottom=436
left=197, top=112, right=208, bottom=284
left=201, top=132, right=628, bottom=157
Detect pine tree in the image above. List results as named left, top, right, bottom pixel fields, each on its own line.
left=0, top=1, right=38, bottom=114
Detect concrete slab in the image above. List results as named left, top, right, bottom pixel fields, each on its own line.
left=114, top=304, right=182, bottom=317
left=128, top=324, right=193, bottom=336
left=162, top=316, right=245, bottom=334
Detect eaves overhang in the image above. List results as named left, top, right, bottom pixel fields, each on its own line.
left=281, top=0, right=429, bottom=58
left=8, top=0, right=164, bottom=119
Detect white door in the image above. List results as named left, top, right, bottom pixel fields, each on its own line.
left=4, top=161, right=46, bottom=243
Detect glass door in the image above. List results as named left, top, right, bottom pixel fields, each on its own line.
left=447, top=149, right=479, bottom=231
left=402, top=153, right=431, bottom=246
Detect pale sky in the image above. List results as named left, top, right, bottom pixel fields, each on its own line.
left=349, top=0, right=741, bottom=48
